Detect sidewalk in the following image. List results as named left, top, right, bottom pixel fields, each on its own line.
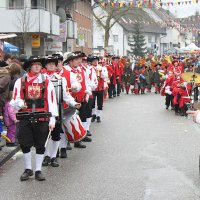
left=0, top=132, right=20, bottom=167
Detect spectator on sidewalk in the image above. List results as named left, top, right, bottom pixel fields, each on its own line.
left=0, top=116, right=3, bottom=150
left=3, top=96, right=18, bottom=147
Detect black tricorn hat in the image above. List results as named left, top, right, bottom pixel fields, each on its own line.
left=23, top=56, right=44, bottom=71
left=52, top=53, right=63, bottom=61
left=44, top=56, right=58, bottom=67
left=90, top=55, right=99, bottom=62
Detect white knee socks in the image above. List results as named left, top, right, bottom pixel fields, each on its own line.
left=23, top=152, right=32, bottom=170
left=35, top=154, right=44, bottom=171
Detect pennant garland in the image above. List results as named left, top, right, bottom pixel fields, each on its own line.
left=97, top=0, right=199, bottom=8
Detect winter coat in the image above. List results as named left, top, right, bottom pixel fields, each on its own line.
left=0, top=68, right=11, bottom=108
left=3, top=101, right=17, bottom=127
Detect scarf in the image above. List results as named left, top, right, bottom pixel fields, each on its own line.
left=27, top=72, right=40, bottom=84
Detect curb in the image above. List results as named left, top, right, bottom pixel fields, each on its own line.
left=0, top=146, right=20, bottom=167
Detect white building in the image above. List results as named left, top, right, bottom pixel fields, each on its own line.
left=93, top=6, right=124, bottom=56
left=0, top=0, right=60, bottom=56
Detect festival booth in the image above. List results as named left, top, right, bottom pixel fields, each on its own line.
left=181, top=43, right=200, bottom=52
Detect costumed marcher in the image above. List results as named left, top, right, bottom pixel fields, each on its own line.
left=42, top=56, right=81, bottom=167
left=108, top=56, right=119, bottom=98
left=84, top=56, right=98, bottom=134
left=10, top=56, right=58, bottom=181
left=139, top=66, right=147, bottom=94
left=123, top=61, right=132, bottom=94
left=91, top=56, right=108, bottom=123
left=161, top=71, right=174, bottom=109
left=63, top=52, right=91, bottom=148
left=144, top=65, right=154, bottom=93
left=152, top=63, right=163, bottom=94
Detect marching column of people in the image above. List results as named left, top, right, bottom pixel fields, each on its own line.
left=2, top=52, right=200, bottom=182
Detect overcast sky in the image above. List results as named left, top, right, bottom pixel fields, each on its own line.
left=163, top=2, right=200, bottom=18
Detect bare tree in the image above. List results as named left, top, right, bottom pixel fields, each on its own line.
left=92, top=0, right=130, bottom=48
left=15, top=6, right=36, bottom=54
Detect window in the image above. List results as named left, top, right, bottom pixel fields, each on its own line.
left=148, top=35, right=152, bottom=43
left=31, top=0, right=37, bottom=9
left=9, top=0, right=24, bottom=9
left=113, top=35, right=118, bottom=42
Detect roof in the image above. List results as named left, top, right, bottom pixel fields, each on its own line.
left=117, top=8, right=166, bottom=34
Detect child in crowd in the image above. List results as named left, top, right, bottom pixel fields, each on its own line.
left=3, top=99, right=18, bottom=147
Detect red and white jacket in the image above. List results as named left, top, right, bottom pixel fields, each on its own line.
left=10, top=73, right=58, bottom=126
left=43, top=71, right=77, bottom=108
left=92, top=64, right=108, bottom=91
left=64, top=65, right=90, bottom=102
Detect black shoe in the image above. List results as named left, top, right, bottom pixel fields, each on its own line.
left=35, top=171, right=45, bottom=181
left=87, top=130, right=92, bottom=137
left=82, top=136, right=92, bottom=142
left=66, top=142, right=72, bottom=150
left=51, top=157, right=59, bottom=167
left=60, top=148, right=67, bottom=158
left=117, top=94, right=120, bottom=96
left=91, top=114, right=96, bottom=122
left=6, top=142, right=18, bottom=147
left=42, top=156, right=51, bottom=166
left=109, top=96, right=113, bottom=99
left=97, top=116, right=101, bottom=123
left=0, top=146, right=2, bottom=151
left=113, top=95, right=116, bottom=97
left=166, top=106, right=169, bottom=110
left=20, top=169, right=33, bottom=181
left=74, top=141, right=86, bottom=148
left=56, top=149, right=59, bottom=158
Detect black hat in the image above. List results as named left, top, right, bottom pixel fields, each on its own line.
left=90, top=55, right=99, bottom=62
left=63, top=52, right=80, bottom=64
left=155, top=63, right=162, bottom=67
left=23, top=56, right=44, bottom=71
left=44, top=56, right=58, bottom=67
left=105, top=53, right=112, bottom=58
left=52, top=53, right=63, bottom=61
left=73, top=51, right=86, bottom=58
left=112, top=55, right=120, bottom=59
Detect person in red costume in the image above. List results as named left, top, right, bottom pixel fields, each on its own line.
left=10, top=56, right=58, bottom=181
left=168, top=59, right=184, bottom=76
left=108, top=56, right=120, bottom=98
left=161, top=71, right=174, bottom=109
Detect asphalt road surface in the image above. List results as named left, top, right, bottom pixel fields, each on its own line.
left=1, top=92, right=200, bottom=200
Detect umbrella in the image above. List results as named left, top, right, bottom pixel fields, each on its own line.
left=0, top=33, right=17, bottom=40
left=3, top=42, right=19, bottom=53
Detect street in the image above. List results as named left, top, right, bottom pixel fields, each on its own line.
left=1, top=92, right=200, bottom=200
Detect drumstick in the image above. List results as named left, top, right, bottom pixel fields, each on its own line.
left=45, top=129, right=52, bottom=148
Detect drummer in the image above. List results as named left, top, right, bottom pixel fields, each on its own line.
left=42, top=56, right=81, bottom=167
left=10, top=56, right=58, bottom=181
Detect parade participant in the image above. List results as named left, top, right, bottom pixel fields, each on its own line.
left=123, top=61, right=132, bottom=94
left=117, top=57, right=124, bottom=96
left=91, top=56, right=108, bottom=123
left=161, top=71, right=174, bottom=109
left=139, top=66, right=147, bottom=94
left=171, top=75, right=184, bottom=115
left=53, top=53, right=82, bottom=156
left=10, top=56, right=58, bottom=181
left=178, top=82, right=191, bottom=116
left=63, top=52, right=91, bottom=148
left=83, top=56, right=97, bottom=135
left=73, top=51, right=93, bottom=142
left=152, top=63, right=163, bottom=94
left=42, top=56, right=81, bottom=167
left=144, top=65, right=153, bottom=93
left=108, top=56, right=120, bottom=98
left=168, top=58, right=184, bottom=76
left=131, top=65, right=140, bottom=94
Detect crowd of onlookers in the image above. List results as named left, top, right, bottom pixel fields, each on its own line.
left=0, top=53, right=27, bottom=150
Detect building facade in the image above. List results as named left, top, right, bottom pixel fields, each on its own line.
left=0, top=0, right=60, bottom=56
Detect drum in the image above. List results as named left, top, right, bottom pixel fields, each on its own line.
left=62, top=111, right=86, bottom=143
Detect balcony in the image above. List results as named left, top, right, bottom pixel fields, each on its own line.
left=0, top=7, right=60, bottom=35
